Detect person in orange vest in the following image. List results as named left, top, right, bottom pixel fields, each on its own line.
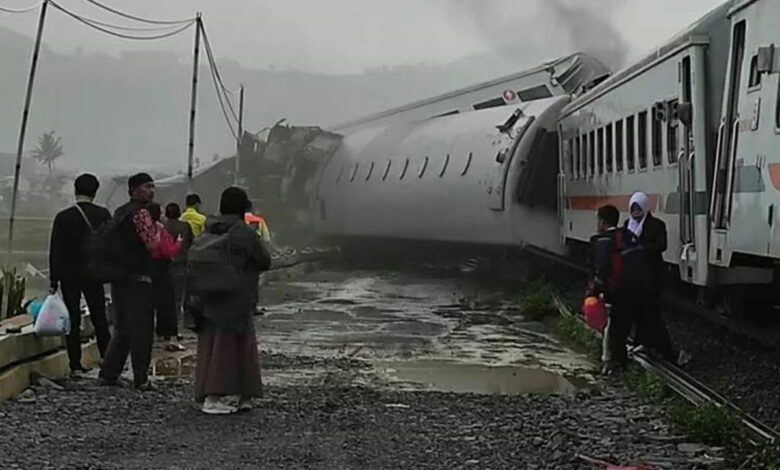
left=244, top=200, right=272, bottom=243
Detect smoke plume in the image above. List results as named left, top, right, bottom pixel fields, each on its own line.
left=450, top=0, right=629, bottom=71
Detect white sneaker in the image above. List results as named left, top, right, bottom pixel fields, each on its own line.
left=201, top=396, right=238, bottom=415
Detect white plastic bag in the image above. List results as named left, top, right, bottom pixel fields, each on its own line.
left=34, top=293, right=70, bottom=336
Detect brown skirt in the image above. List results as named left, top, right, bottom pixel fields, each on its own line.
left=194, top=328, right=262, bottom=402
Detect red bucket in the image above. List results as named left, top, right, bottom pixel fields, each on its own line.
left=582, top=296, right=607, bottom=332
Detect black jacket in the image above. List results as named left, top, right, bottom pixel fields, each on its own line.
left=49, top=202, right=111, bottom=288
left=114, top=200, right=154, bottom=278
left=624, top=213, right=667, bottom=290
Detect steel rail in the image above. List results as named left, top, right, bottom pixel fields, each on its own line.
left=551, top=293, right=779, bottom=446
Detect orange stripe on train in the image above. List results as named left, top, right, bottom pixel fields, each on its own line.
left=568, top=194, right=660, bottom=212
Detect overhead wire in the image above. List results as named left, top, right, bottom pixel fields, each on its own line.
left=0, top=2, right=40, bottom=13
left=200, top=23, right=240, bottom=123
left=49, top=1, right=195, bottom=40
left=82, top=0, right=193, bottom=25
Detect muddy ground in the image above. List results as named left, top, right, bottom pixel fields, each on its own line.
left=0, top=266, right=722, bottom=469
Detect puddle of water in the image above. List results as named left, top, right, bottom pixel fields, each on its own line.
left=378, top=360, right=578, bottom=396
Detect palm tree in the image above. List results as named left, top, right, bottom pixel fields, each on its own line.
left=31, top=131, right=64, bottom=176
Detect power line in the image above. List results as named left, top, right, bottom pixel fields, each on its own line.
left=83, top=0, right=193, bottom=25
left=0, top=2, right=40, bottom=13
left=200, top=23, right=239, bottom=122
left=199, top=21, right=238, bottom=139
left=50, top=1, right=195, bottom=40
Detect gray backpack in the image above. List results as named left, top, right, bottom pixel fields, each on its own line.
left=186, top=230, right=241, bottom=295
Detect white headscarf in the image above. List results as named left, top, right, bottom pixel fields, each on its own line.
left=627, top=191, right=650, bottom=237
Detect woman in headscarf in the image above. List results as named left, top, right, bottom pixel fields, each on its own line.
left=623, top=191, right=677, bottom=363
left=192, top=187, right=271, bottom=415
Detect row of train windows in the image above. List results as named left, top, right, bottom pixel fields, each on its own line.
left=565, top=103, right=680, bottom=180
left=336, top=153, right=474, bottom=183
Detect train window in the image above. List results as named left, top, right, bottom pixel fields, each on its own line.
left=566, top=140, right=574, bottom=180
left=573, top=136, right=580, bottom=179
left=473, top=97, right=506, bottom=110
left=382, top=160, right=392, bottom=180
left=349, top=162, right=359, bottom=182
left=419, top=156, right=429, bottom=177
left=776, top=78, right=780, bottom=129
left=667, top=99, right=679, bottom=163
left=335, top=164, right=345, bottom=183
left=517, top=84, right=553, bottom=102
left=606, top=124, right=614, bottom=173
left=597, top=128, right=604, bottom=175
left=365, top=161, right=375, bottom=181
left=588, top=130, right=595, bottom=177
left=440, top=154, right=450, bottom=177
left=462, top=152, right=472, bottom=176
left=580, top=134, right=587, bottom=177
left=748, top=54, right=762, bottom=88
left=615, top=120, right=624, bottom=172
left=652, top=112, right=663, bottom=166
left=626, top=115, right=636, bottom=171
left=399, top=158, right=409, bottom=179
left=638, top=111, right=648, bottom=169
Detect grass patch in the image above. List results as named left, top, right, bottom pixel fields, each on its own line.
left=553, top=313, right=602, bottom=361
left=670, top=402, right=748, bottom=448
left=517, top=278, right=558, bottom=321
left=622, top=365, right=671, bottom=404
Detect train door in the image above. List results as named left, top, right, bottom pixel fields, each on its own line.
left=487, top=110, right=533, bottom=211
left=711, top=20, right=746, bottom=233
left=677, top=48, right=710, bottom=286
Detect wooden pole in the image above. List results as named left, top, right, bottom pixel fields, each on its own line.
left=186, top=13, right=202, bottom=192
left=8, top=0, right=49, bottom=260
left=233, top=84, right=244, bottom=186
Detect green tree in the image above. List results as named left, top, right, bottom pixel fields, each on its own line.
left=31, top=131, right=64, bottom=176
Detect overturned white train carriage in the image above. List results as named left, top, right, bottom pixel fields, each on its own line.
left=560, top=0, right=780, bottom=306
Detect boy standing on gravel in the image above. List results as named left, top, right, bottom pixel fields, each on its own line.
left=588, top=205, right=628, bottom=375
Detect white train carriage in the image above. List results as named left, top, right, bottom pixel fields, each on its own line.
left=560, top=0, right=780, bottom=304
left=559, top=1, right=734, bottom=288
left=314, top=97, right=568, bottom=254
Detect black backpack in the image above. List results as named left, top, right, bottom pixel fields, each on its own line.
left=85, top=212, right=132, bottom=283
left=186, top=229, right=242, bottom=296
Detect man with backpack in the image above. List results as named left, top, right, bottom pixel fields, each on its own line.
left=49, top=174, right=112, bottom=377
left=98, top=173, right=161, bottom=390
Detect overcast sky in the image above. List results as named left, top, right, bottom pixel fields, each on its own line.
left=0, top=0, right=726, bottom=74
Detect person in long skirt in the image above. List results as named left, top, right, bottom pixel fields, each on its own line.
left=191, top=187, right=271, bottom=415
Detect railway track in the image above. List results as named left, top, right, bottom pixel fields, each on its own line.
left=551, top=293, right=779, bottom=446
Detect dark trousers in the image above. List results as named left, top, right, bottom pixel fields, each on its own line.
left=606, top=285, right=676, bottom=365
left=99, top=280, right=155, bottom=386
left=152, top=260, right=177, bottom=338
left=60, top=277, right=111, bottom=371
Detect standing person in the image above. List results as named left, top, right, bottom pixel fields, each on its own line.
left=180, top=194, right=206, bottom=237
left=244, top=200, right=272, bottom=243
left=163, top=202, right=193, bottom=337
left=588, top=205, right=629, bottom=374
left=190, top=187, right=271, bottom=415
left=49, top=173, right=112, bottom=377
left=147, top=203, right=183, bottom=351
left=623, top=191, right=681, bottom=364
left=98, top=173, right=161, bottom=390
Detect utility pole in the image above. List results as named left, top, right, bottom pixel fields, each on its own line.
left=8, top=0, right=49, bottom=260
left=233, top=84, right=244, bottom=186
left=186, top=13, right=202, bottom=192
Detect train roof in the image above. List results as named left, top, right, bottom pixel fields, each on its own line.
left=332, top=52, right=608, bottom=132
left=561, top=0, right=736, bottom=118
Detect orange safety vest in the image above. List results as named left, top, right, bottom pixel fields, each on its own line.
left=244, top=213, right=266, bottom=227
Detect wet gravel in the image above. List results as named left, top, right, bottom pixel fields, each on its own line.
left=0, top=377, right=717, bottom=470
